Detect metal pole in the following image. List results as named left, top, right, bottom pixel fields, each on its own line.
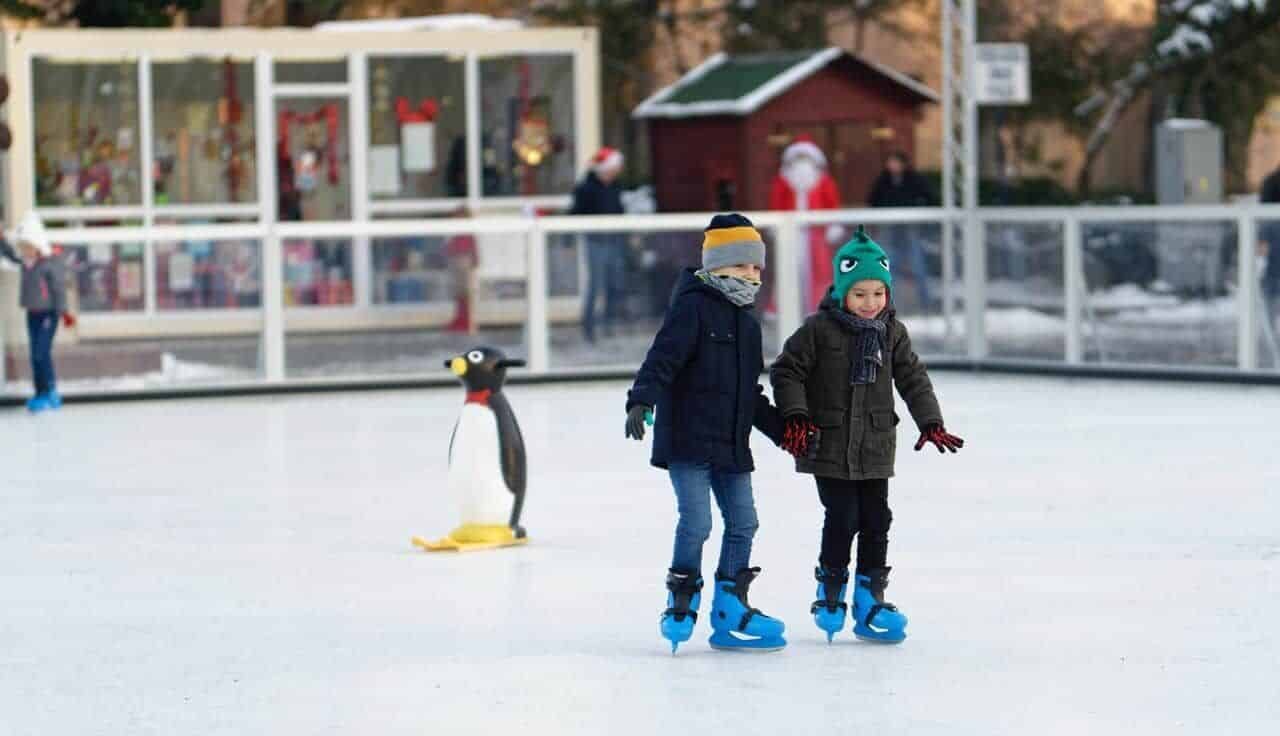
left=464, top=53, right=482, bottom=211
left=942, top=0, right=954, bottom=215
left=1063, top=214, right=1083, bottom=363
left=348, top=52, right=372, bottom=309
left=941, top=0, right=956, bottom=346
left=139, top=55, right=157, bottom=317
left=1238, top=213, right=1258, bottom=371
left=962, top=0, right=986, bottom=358
left=526, top=221, right=550, bottom=373
left=256, top=52, right=285, bottom=382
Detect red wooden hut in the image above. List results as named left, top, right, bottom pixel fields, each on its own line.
left=634, top=47, right=938, bottom=212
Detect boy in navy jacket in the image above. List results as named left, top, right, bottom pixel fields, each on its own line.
left=625, top=213, right=786, bottom=653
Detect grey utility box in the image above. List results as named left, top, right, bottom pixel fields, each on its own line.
left=1155, top=118, right=1223, bottom=204
left=1154, top=119, right=1227, bottom=294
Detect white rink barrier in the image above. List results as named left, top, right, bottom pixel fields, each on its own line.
left=3, top=204, right=1280, bottom=398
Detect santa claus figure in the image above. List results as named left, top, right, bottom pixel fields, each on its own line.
left=769, top=135, right=844, bottom=311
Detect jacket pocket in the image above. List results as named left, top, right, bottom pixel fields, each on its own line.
left=813, top=409, right=845, bottom=462
left=864, top=410, right=898, bottom=468
left=869, top=410, right=899, bottom=430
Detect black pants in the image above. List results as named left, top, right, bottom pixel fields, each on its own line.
left=816, top=476, right=891, bottom=573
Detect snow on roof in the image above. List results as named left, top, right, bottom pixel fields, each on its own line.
left=633, top=47, right=937, bottom=120
left=315, top=14, right=524, bottom=32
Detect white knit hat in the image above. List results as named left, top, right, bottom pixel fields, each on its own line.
left=781, top=136, right=828, bottom=169
left=13, top=211, right=50, bottom=256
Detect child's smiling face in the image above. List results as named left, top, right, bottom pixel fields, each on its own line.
left=711, top=263, right=763, bottom=284
left=844, top=279, right=887, bottom=319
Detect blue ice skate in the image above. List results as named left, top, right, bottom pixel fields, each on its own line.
left=46, top=390, right=62, bottom=409
left=708, top=567, right=786, bottom=652
left=26, top=394, right=51, bottom=413
left=661, top=570, right=702, bottom=654
left=852, top=567, right=908, bottom=644
left=811, top=566, right=849, bottom=643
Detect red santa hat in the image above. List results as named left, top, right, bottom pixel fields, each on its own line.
left=782, top=135, right=827, bottom=169
left=592, top=146, right=624, bottom=174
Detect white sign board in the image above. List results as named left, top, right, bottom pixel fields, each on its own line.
left=974, top=43, right=1030, bottom=105
left=401, top=122, right=436, bottom=173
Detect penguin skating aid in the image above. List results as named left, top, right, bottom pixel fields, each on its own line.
left=412, top=347, right=529, bottom=553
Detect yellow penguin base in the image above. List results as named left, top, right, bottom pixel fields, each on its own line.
left=411, top=524, right=528, bottom=553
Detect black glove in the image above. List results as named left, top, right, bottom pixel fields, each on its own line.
left=625, top=404, right=652, bottom=441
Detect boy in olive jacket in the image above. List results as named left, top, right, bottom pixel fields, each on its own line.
left=770, top=228, right=964, bottom=643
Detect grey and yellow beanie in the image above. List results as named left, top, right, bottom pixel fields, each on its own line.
left=702, top=213, right=766, bottom=272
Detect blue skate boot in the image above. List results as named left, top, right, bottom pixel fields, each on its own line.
left=708, top=567, right=786, bottom=651
left=26, top=394, right=51, bottom=413
left=46, top=390, right=63, bottom=409
left=660, top=569, right=702, bottom=654
left=811, top=566, right=849, bottom=643
left=852, top=567, right=908, bottom=644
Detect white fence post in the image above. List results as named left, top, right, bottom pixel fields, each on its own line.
left=1238, top=212, right=1258, bottom=371
left=1063, top=214, right=1084, bottom=364
left=775, top=214, right=804, bottom=343
left=262, top=231, right=286, bottom=381
left=349, top=52, right=372, bottom=310
left=964, top=213, right=986, bottom=359
left=526, top=221, right=551, bottom=374
left=942, top=215, right=957, bottom=348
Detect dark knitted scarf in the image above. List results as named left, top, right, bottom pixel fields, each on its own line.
left=820, top=297, right=887, bottom=385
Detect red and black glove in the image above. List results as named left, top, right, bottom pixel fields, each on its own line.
left=914, top=424, right=964, bottom=454
left=61, top=312, right=77, bottom=328
left=782, top=415, right=818, bottom=458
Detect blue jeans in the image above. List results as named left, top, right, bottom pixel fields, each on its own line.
left=582, top=238, right=626, bottom=339
left=668, top=462, right=759, bottom=578
left=26, top=310, right=59, bottom=396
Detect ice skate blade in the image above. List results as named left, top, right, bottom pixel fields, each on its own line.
left=708, top=631, right=787, bottom=652
left=411, top=534, right=529, bottom=553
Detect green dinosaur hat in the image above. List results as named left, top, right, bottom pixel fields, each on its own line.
left=831, top=226, right=892, bottom=303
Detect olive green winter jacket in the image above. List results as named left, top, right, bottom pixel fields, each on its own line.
left=770, top=308, right=942, bottom=480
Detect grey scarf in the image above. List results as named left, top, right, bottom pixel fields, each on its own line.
left=821, top=297, right=887, bottom=385
left=696, top=269, right=761, bottom=307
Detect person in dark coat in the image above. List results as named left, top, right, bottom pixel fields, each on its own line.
left=1260, top=165, right=1280, bottom=317
left=771, top=228, right=963, bottom=644
left=624, top=213, right=788, bottom=653
left=571, top=147, right=627, bottom=343
left=867, top=151, right=936, bottom=309
left=0, top=212, right=76, bottom=413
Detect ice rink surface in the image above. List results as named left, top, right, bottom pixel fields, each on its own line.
left=2, top=374, right=1278, bottom=735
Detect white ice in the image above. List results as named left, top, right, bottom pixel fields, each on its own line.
left=2, top=374, right=1278, bottom=735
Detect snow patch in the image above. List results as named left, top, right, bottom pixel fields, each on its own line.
left=1157, top=25, right=1214, bottom=57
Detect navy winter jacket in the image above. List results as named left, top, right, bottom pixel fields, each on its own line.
left=627, top=269, right=784, bottom=473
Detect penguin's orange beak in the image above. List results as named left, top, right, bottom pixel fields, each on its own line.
left=449, top=357, right=468, bottom=376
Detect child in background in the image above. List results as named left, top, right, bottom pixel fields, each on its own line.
left=0, top=212, right=76, bottom=413
left=625, top=213, right=787, bottom=653
left=771, top=228, right=963, bottom=643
